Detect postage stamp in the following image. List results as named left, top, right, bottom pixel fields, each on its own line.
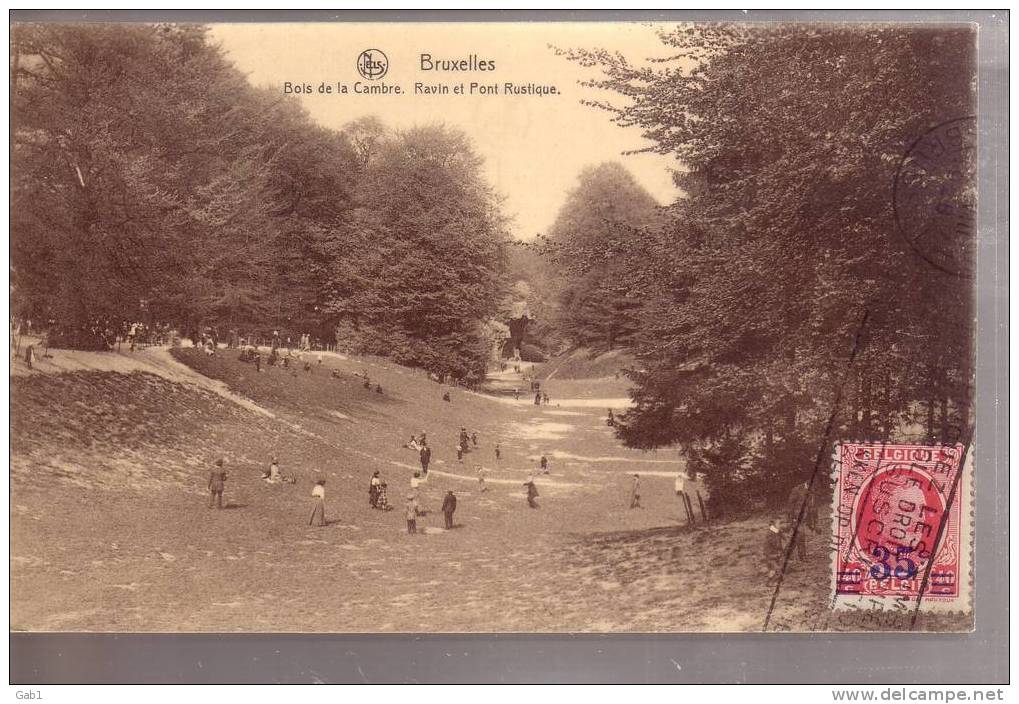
left=830, top=442, right=972, bottom=612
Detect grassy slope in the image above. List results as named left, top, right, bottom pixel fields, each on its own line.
left=530, top=348, right=635, bottom=399
left=10, top=348, right=967, bottom=632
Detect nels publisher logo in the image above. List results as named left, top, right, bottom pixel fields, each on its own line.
left=356, top=49, right=389, bottom=80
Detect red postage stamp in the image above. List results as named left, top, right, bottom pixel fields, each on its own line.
left=831, top=442, right=972, bottom=612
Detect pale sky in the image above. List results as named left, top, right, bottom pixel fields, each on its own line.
left=210, top=22, right=683, bottom=240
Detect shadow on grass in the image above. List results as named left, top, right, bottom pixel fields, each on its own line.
left=570, top=522, right=700, bottom=546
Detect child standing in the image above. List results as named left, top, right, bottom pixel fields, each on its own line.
left=309, top=479, right=327, bottom=527
left=405, top=494, right=419, bottom=534
left=208, top=459, right=226, bottom=509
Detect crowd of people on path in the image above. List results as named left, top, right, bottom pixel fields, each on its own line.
left=197, top=347, right=820, bottom=578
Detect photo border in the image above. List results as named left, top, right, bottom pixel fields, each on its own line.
left=7, top=8, right=1009, bottom=684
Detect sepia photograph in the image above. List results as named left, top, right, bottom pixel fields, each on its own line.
left=9, top=15, right=987, bottom=644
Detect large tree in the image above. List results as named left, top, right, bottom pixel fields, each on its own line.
left=10, top=24, right=360, bottom=345
left=323, top=123, right=509, bottom=379
left=541, top=162, right=662, bottom=352
left=559, top=24, right=976, bottom=511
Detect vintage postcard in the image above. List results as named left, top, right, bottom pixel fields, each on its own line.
left=10, top=19, right=977, bottom=634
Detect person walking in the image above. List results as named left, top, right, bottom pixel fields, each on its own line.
left=441, top=490, right=457, bottom=530
left=405, top=494, right=419, bottom=534
left=208, top=458, right=227, bottom=509
left=629, top=473, right=642, bottom=509
left=369, top=470, right=382, bottom=508
left=525, top=480, right=539, bottom=509
left=419, top=442, right=431, bottom=475
left=786, top=479, right=817, bottom=532
left=309, top=479, right=327, bottom=527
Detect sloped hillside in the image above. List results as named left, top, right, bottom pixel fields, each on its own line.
left=10, top=346, right=966, bottom=633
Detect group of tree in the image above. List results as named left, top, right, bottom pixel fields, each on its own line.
left=11, top=23, right=508, bottom=379
left=545, top=24, right=975, bottom=513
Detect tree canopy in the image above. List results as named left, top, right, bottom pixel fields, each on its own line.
left=11, top=24, right=508, bottom=378
left=555, top=24, right=976, bottom=511
left=540, top=162, right=663, bottom=352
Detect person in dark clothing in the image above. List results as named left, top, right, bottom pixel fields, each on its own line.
left=208, top=458, right=226, bottom=509
left=369, top=470, right=381, bottom=508
left=525, top=480, right=539, bottom=508
left=419, top=442, right=431, bottom=474
left=534, top=392, right=542, bottom=406
left=442, top=491, right=457, bottom=529
left=254, top=353, right=261, bottom=372
left=786, top=480, right=818, bottom=532
left=376, top=482, right=391, bottom=511
left=442, top=391, right=451, bottom=402
left=495, top=444, right=501, bottom=461
left=375, top=384, right=383, bottom=394
left=784, top=480, right=814, bottom=559
left=540, top=455, right=549, bottom=474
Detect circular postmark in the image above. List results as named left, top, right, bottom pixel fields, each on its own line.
left=892, top=116, right=976, bottom=278
left=356, top=49, right=389, bottom=81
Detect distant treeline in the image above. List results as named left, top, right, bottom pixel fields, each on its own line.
left=11, top=24, right=508, bottom=380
